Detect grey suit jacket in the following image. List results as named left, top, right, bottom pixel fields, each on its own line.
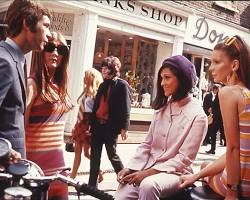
left=0, top=41, right=26, bottom=158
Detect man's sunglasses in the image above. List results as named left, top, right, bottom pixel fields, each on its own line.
left=44, top=42, right=69, bottom=56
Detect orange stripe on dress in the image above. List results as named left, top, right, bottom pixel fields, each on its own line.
left=26, top=128, right=64, bottom=134
left=240, top=134, right=250, bottom=139
left=26, top=143, right=62, bottom=150
left=27, top=122, right=65, bottom=128
left=241, top=170, right=250, bottom=180
left=26, top=137, right=62, bottom=143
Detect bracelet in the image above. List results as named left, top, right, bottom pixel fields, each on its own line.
left=226, top=183, right=239, bottom=191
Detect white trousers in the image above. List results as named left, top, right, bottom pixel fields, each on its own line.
left=115, top=173, right=180, bottom=200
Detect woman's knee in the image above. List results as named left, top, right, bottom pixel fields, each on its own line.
left=139, top=178, right=159, bottom=196
left=115, top=184, right=135, bottom=200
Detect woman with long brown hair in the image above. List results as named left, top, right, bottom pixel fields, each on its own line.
left=25, top=32, right=72, bottom=200
left=180, top=35, right=250, bottom=199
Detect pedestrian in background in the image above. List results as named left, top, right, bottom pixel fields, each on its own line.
left=25, top=32, right=72, bottom=199
left=70, top=68, right=104, bottom=182
left=202, top=85, right=219, bottom=146
left=206, top=84, right=225, bottom=154
left=180, top=35, right=250, bottom=199
left=0, top=0, right=51, bottom=158
left=115, top=55, right=207, bottom=200
left=88, top=56, right=131, bottom=187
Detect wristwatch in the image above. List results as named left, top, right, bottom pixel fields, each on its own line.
left=226, top=183, right=239, bottom=191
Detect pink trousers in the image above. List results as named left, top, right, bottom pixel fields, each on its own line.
left=115, top=173, right=180, bottom=200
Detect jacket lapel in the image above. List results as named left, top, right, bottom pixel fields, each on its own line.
left=16, top=61, right=26, bottom=92
left=16, top=61, right=27, bottom=108
left=0, top=41, right=26, bottom=106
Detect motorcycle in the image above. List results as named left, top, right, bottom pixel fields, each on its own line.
left=0, top=138, right=114, bottom=200
left=1, top=138, right=247, bottom=200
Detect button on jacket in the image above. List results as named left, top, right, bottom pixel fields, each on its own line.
left=127, top=96, right=207, bottom=174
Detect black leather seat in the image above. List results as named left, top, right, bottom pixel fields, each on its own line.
left=190, top=185, right=224, bottom=200
left=160, top=186, right=194, bottom=200
left=190, top=185, right=249, bottom=200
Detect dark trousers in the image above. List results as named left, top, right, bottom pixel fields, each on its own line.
left=203, top=124, right=212, bottom=144
left=209, top=121, right=224, bottom=152
left=220, top=130, right=226, bottom=146
left=88, top=123, right=124, bottom=187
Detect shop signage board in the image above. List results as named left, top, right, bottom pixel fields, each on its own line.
left=50, top=12, right=74, bottom=37
left=93, top=0, right=185, bottom=28
left=184, top=15, right=250, bottom=49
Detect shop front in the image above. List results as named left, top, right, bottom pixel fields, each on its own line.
left=0, top=1, right=190, bottom=133
left=184, top=15, right=250, bottom=100
left=38, top=0, right=190, bottom=132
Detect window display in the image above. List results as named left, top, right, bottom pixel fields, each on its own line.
left=93, top=28, right=158, bottom=108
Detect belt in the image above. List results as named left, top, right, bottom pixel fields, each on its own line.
left=97, top=118, right=107, bottom=124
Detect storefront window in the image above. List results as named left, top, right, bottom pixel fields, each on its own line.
left=93, top=28, right=158, bottom=108
left=183, top=52, right=212, bottom=100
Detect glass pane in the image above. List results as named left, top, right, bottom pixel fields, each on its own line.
left=93, top=28, right=158, bottom=108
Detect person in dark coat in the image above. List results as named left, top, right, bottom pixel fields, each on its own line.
left=206, top=85, right=225, bottom=154
left=88, top=56, right=131, bottom=187
left=202, top=85, right=219, bottom=146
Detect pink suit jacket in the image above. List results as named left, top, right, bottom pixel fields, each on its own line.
left=127, top=96, right=208, bottom=174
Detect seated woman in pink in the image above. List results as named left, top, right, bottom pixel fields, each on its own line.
left=115, top=55, right=207, bottom=200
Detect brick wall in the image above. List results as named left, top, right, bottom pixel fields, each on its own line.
left=172, top=1, right=250, bottom=30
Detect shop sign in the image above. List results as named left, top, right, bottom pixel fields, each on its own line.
left=193, top=17, right=229, bottom=44
left=50, top=12, right=74, bottom=36
left=93, top=0, right=184, bottom=27
left=184, top=15, right=250, bottom=49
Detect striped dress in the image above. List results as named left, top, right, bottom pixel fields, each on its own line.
left=208, top=88, right=250, bottom=198
left=26, top=99, right=68, bottom=200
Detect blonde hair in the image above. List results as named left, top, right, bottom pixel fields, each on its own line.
left=77, top=68, right=103, bottom=103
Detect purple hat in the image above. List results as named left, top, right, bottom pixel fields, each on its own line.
left=162, top=55, right=197, bottom=86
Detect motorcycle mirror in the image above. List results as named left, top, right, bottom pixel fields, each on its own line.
left=8, top=162, right=29, bottom=177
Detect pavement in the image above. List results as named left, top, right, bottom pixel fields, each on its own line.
left=64, top=140, right=226, bottom=200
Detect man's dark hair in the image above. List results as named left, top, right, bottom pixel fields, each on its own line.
left=101, top=56, right=121, bottom=76
left=5, top=0, right=51, bottom=37
left=212, top=85, right=219, bottom=91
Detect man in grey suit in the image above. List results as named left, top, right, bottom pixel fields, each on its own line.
left=0, top=0, right=51, bottom=158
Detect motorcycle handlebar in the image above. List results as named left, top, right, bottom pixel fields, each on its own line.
left=1, top=171, right=114, bottom=200
left=0, top=173, right=12, bottom=179
left=76, top=183, right=114, bottom=200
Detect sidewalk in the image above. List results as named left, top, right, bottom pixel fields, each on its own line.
left=64, top=142, right=226, bottom=200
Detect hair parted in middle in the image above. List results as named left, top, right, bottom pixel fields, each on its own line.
left=31, top=31, right=72, bottom=113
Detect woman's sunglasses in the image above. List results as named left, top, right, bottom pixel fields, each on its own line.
left=44, top=42, right=69, bottom=56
